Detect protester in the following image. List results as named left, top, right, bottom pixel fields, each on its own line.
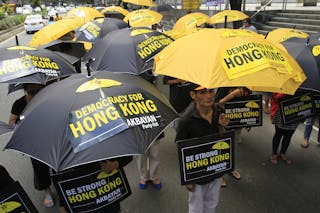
left=270, top=93, right=299, bottom=165
left=263, top=92, right=272, bottom=114
left=163, top=76, right=193, bottom=114
left=54, top=13, right=62, bottom=21
left=0, top=165, right=14, bottom=190
left=301, top=115, right=320, bottom=148
left=240, top=18, right=257, bottom=33
left=48, top=16, right=55, bottom=25
left=176, top=84, right=229, bottom=213
left=58, top=157, right=132, bottom=213
left=8, top=83, right=55, bottom=208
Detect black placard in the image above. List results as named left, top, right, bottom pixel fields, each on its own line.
left=177, top=131, right=234, bottom=185
left=0, top=181, right=38, bottom=213
left=53, top=168, right=131, bottom=213
left=313, top=94, right=320, bottom=114
left=224, top=95, right=263, bottom=128
left=279, top=93, right=315, bottom=124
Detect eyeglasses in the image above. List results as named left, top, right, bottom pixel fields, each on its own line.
left=194, top=89, right=215, bottom=95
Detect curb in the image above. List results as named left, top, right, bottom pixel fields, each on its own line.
left=0, top=24, right=25, bottom=42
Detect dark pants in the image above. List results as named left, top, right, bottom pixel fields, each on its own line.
left=0, top=165, right=14, bottom=190
left=272, top=125, right=295, bottom=155
left=31, top=158, right=51, bottom=190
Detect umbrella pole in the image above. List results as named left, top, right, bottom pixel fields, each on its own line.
left=264, top=32, right=269, bottom=39
left=224, top=15, right=227, bottom=28
left=86, top=58, right=95, bottom=77
left=15, top=35, right=19, bottom=46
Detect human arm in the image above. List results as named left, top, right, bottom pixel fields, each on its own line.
left=163, top=76, right=184, bottom=85
left=218, top=88, right=242, bottom=105
left=8, top=114, right=18, bottom=127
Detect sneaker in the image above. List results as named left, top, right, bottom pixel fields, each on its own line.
left=43, top=194, right=54, bottom=208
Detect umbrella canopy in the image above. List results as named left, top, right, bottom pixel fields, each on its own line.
left=84, top=27, right=174, bottom=74
left=5, top=72, right=178, bottom=171
left=123, top=0, right=156, bottom=7
left=66, top=7, right=104, bottom=24
left=75, top=18, right=128, bottom=43
left=40, top=40, right=87, bottom=59
left=154, top=28, right=306, bottom=95
left=124, top=9, right=163, bottom=27
left=173, top=12, right=209, bottom=33
left=281, top=36, right=320, bottom=92
left=0, top=46, right=76, bottom=84
left=101, top=6, right=129, bottom=16
left=150, top=4, right=174, bottom=12
left=209, top=10, right=248, bottom=24
left=266, top=28, right=309, bottom=44
left=165, top=29, right=189, bottom=40
left=29, top=19, right=83, bottom=47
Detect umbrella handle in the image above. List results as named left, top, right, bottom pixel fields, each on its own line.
left=85, top=58, right=95, bottom=77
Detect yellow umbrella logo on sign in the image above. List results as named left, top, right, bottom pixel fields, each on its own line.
left=312, top=45, right=320, bottom=57
left=300, top=95, right=311, bottom=102
left=245, top=101, right=259, bottom=108
left=0, top=201, right=21, bottom=212
left=212, top=141, right=230, bottom=150
left=76, top=78, right=122, bottom=93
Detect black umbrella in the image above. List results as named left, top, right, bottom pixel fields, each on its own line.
left=282, top=35, right=320, bottom=92
left=0, top=46, right=77, bottom=84
left=150, top=4, right=174, bottom=12
left=84, top=27, right=174, bottom=74
left=5, top=71, right=178, bottom=171
left=75, top=17, right=128, bottom=43
left=40, top=40, right=87, bottom=59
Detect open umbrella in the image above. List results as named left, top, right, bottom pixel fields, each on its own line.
left=209, top=10, right=248, bottom=24
left=0, top=46, right=76, bottom=84
left=266, top=28, right=309, bottom=44
left=124, top=9, right=163, bottom=27
left=281, top=35, right=320, bottom=92
left=173, top=12, right=209, bottom=33
left=122, top=0, right=156, bottom=7
left=5, top=71, right=178, bottom=171
left=0, top=121, right=13, bottom=136
left=155, top=28, right=306, bottom=95
left=150, top=4, right=174, bottom=12
left=84, top=27, right=174, bottom=74
left=29, top=19, right=83, bottom=47
left=101, top=6, right=129, bottom=16
left=75, top=17, right=128, bottom=43
left=66, top=7, right=104, bottom=24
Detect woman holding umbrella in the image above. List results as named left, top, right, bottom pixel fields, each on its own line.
left=8, top=83, right=55, bottom=208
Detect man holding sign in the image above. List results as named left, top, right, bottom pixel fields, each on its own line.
left=176, top=84, right=229, bottom=213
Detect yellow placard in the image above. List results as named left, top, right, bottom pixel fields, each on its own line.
left=182, top=0, right=200, bottom=10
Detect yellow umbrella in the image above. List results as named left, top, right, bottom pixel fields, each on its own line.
left=29, top=19, right=83, bottom=47
left=66, top=7, right=104, bottom=24
left=173, top=12, right=209, bottom=32
left=124, top=9, right=162, bottom=27
left=209, top=10, right=248, bottom=24
left=122, top=0, right=156, bottom=7
left=155, top=28, right=306, bottom=95
left=101, top=6, right=129, bottom=16
left=165, top=29, right=189, bottom=40
left=266, top=28, right=309, bottom=44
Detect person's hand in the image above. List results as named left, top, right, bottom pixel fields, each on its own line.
left=185, top=184, right=195, bottom=192
left=219, top=113, right=229, bottom=127
left=100, top=160, right=119, bottom=174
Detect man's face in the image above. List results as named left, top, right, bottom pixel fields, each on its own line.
left=191, top=89, right=215, bottom=108
left=243, top=20, right=249, bottom=27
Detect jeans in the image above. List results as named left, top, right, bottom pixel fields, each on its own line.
left=304, top=116, right=320, bottom=142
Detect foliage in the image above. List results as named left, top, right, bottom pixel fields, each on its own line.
left=0, top=15, right=25, bottom=31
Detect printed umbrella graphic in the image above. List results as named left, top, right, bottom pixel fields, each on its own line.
left=5, top=71, right=178, bottom=171
left=75, top=18, right=128, bottom=43
left=281, top=35, right=320, bottom=92
left=155, top=28, right=306, bottom=95
left=173, top=12, right=209, bottom=33
left=123, top=9, right=163, bottom=27
left=84, top=27, right=174, bottom=74
left=212, top=141, right=230, bottom=155
left=0, top=46, right=77, bottom=84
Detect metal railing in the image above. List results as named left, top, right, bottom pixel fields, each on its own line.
left=250, top=0, right=273, bottom=19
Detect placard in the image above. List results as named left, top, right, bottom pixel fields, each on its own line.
left=313, top=94, right=320, bottom=114
left=53, top=168, right=131, bottom=213
left=279, top=93, right=315, bottom=124
left=224, top=95, right=262, bottom=128
left=0, top=181, right=38, bottom=213
left=177, top=131, right=234, bottom=185
left=182, top=0, right=200, bottom=10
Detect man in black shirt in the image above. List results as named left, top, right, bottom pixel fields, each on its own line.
left=176, top=84, right=229, bottom=213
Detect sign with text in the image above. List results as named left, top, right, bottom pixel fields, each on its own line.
left=279, top=93, right=315, bottom=124
left=0, top=181, right=38, bottom=213
left=53, top=168, right=131, bottom=213
left=224, top=95, right=263, bottom=128
left=182, top=0, right=200, bottom=10
left=177, top=131, right=234, bottom=185
left=313, top=94, right=320, bottom=114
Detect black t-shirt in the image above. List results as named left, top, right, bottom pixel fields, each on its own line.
left=0, top=165, right=14, bottom=190
left=163, top=76, right=193, bottom=113
left=11, top=96, right=27, bottom=123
